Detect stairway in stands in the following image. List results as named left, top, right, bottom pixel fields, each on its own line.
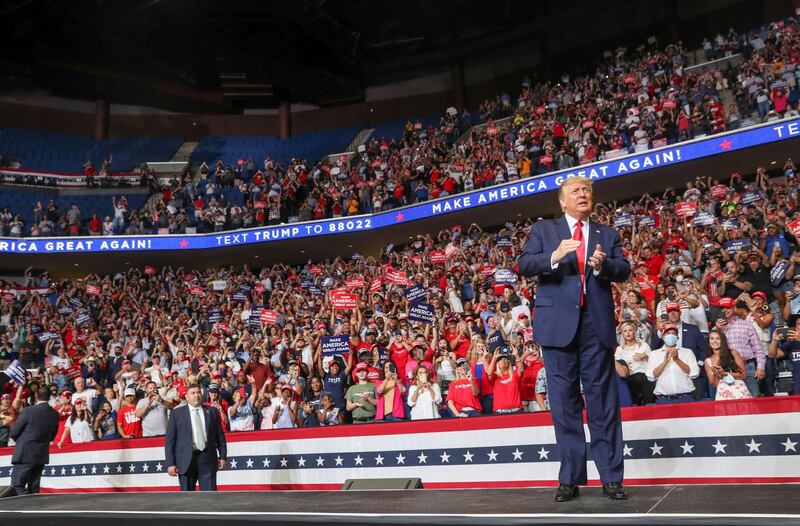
left=170, top=141, right=198, bottom=163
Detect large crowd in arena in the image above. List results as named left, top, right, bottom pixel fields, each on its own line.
left=1, top=17, right=800, bottom=450
left=1, top=156, right=800, bottom=447
left=3, top=19, right=800, bottom=237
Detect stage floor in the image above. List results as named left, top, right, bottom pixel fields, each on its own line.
left=1, top=485, right=799, bottom=525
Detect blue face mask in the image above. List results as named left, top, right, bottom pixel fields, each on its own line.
left=663, top=333, right=678, bottom=347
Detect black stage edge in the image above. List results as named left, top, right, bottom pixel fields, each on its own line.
left=1, top=485, right=799, bottom=526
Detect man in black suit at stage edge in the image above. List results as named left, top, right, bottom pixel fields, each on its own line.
left=9, top=386, right=59, bottom=495
left=165, top=384, right=228, bottom=491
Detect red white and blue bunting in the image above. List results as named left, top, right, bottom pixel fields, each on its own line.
left=1, top=397, right=798, bottom=492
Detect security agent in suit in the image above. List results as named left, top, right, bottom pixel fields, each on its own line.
left=517, top=177, right=630, bottom=502
left=651, top=302, right=710, bottom=400
left=165, top=384, right=228, bottom=491
left=10, top=387, right=59, bottom=495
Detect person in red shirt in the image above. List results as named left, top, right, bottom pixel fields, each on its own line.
left=444, top=318, right=471, bottom=359
left=446, top=359, right=482, bottom=417
left=88, top=214, right=102, bottom=235
left=640, top=245, right=663, bottom=284
left=519, top=342, right=544, bottom=410
left=116, top=388, right=143, bottom=439
left=203, top=384, right=229, bottom=431
left=387, top=330, right=410, bottom=374
left=484, top=347, right=524, bottom=413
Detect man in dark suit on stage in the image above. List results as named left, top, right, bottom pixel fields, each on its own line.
left=9, top=386, right=59, bottom=495
left=165, top=384, right=227, bottom=491
left=518, top=177, right=630, bottom=502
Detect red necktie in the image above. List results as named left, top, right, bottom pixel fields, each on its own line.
left=574, top=220, right=586, bottom=306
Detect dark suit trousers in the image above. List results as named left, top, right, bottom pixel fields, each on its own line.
left=179, top=449, right=217, bottom=491
left=11, top=463, right=44, bottom=495
left=542, top=308, right=624, bottom=486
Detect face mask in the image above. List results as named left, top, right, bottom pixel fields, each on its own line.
left=675, top=274, right=684, bottom=282
left=663, top=334, right=678, bottom=347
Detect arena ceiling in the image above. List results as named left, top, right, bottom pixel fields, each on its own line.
left=0, top=0, right=774, bottom=113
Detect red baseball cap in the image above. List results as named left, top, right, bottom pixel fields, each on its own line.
left=662, top=323, right=679, bottom=333
left=718, top=297, right=735, bottom=308
left=354, top=363, right=368, bottom=372
left=751, top=291, right=767, bottom=300
left=518, top=313, right=529, bottom=319
left=665, top=302, right=681, bottom=312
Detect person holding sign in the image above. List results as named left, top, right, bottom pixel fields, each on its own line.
left=517, top=177, right=630, bottom=502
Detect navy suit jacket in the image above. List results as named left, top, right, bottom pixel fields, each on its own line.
left=165, top=404, right=227, bottom=475
left=9, top=402, right=59, bottom=465
left=518, top=215, right=630, bottom=348
left=651, top=322, right=709, bottom=362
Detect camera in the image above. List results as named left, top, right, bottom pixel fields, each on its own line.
left=777, top=326, right=789, bottom=340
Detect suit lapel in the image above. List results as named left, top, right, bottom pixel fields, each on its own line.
left=585, top=220, right=596, bottom=278
left=556, top=215, right=579, bottom=273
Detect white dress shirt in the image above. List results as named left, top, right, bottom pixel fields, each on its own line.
left=551, top=214, right=601, bottom=282
left=646, top=346, right=700, bottom=395
left=614, top=341, right=652, bottom=376
left=188, top=404, right=207, bottom=450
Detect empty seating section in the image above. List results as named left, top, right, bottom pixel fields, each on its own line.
left=371, top=116, right=442, bottom=141
left=0, top=128, right=182, bottom=173
left=0, top=188, right=148, bottom=225
left=189, top=127, right=361, bottom=167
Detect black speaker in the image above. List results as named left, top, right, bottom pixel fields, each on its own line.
left=341, top=478, right=423, bottom=490
left=0, top=486, right=16, bottom=498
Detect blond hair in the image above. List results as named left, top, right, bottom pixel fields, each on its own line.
left=558, top=177, right=593, bottom=198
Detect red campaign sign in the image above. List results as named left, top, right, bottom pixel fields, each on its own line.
left=539, top=154, right=553, bottom=165
left=190, top=285, right=205, bottom=296
left=675, top=202, right=698, bottom=218
left=217, top=322, right=230, bottom=333
left=788, top=218, right=800, bottom=237
left=308, top=265, right=322, bottom=275
left=330, top=291, right=358, bottom=309
left=369, top=277, right=382, bottom=293
left=444, top=243, right=458, bottom=258
left=85, top=284, right=101, bottom=296
left=2, top=292, right=14, bottom=302
left=346, top=278, right=365, bottom=289
left=430, top=251, right=447, bottom=264
left=260, top=309, right=278, bottom=325
left=65, top=365, right=82, bottom=380
left=253, top=284, right=266, bottom=296
left=385, top=269, right=408, bottom=285
left=581, top=119, right=595, bottom=129
left=183, top=273, right=196, bottom=281
left=662, top=99, right=676, bottom=110
left=710, top=184, right=728, bottom=200
left=479, top=265, right=496, bottom=277
left=144, top=266, right=157, bottom=275
left=410, top=255, right=422, bottom=265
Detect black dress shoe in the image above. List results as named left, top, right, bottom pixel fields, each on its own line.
left=554, top=484, right=580, bottom=502
left=602, top=482, right=628, bottom=500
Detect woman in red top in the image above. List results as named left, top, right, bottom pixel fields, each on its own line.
left=484, top=347, right=524, bottom=413
left=54, top=391, right=74, bottom=446
left=519, top=342, right=543, bottom=411
left=446, top=359, right=482, bottom=417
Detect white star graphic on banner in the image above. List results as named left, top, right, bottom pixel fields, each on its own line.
left=262, top=458, right=271, bottom=467
left=463, top=451, right=474, bottom=463
left=440, top=452, right=450, bottom=463
left=374, top=455, right=384, bottom=465
left=81, top=466, right=87, bottom=474
left=623, top=444, right=633, bottom=457
left=142, top=464, right=149, bottom=473
left=745, top=439, right=761, bottom=453
left=155, top=463, right=163, bottom=472
left=680, top=441, right=694, bottom=455
left=354, top=455, right=364, bottom=466
left=91, top=466, right=97, bottom=474
left=50, top=468, right=56, bottom=475
left=650, top=442, right=663, bottom=456
left=246, top=459, right=254, bottom=468
left=512, top=448, right=524, bottom=461
left=61, top=468, right=66, bottom=475
left=712, top=440, right=728, bottom=454
left=116, top=465, right=122, bottom=473
left=103, top=465, right=110, bottom=474
left=417, top=452, right=428, bottom=464
left=487, top=450, right=498, bottom=462
left=335, top=456, right=344, bottom=466
left=280, top=458, right=288, bottom=468
left=537, top=447, right=549, bottom=460
left=71, top=467, right=76, bottom=475
left=129, top=464, right=135, bottom=472
left=316, top=457, right=325, bottom=467
left=396, top=453, right=406, bottom=465
left=229, top=459, right=238, bottom=469
left=298, top=457, right=306, bottom=467
left=782, top=437, right=798, bottom=452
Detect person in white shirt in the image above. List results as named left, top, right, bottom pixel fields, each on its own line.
left=57, top=399, right=95, bottom=446
left=136, top=381, right=168, bottom=437
left=646, top=324, right=699, bottom=404
left=408, top=365, right=442, bottom=420
left=614, top=321, right=655, bottom=405
left=70, top=377, right=97, bottom=409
